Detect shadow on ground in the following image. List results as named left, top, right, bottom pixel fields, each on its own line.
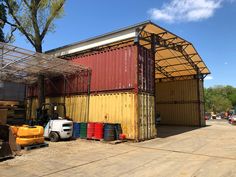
left=156, top=125, right=210, bottom=138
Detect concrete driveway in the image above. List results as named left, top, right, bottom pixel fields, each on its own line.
left=1, top=120, right=236, bottom=177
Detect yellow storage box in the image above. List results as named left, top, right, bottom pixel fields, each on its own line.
left=17, top=125, right=44, bottom=137
left=16, top=137, right=44, bottom=147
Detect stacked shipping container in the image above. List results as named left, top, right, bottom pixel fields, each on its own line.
left=71, top=45, right=156, bottom=140
left=27, top=45, right=157, bottom=141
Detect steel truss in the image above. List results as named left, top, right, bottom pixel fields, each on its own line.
left=137, top=30, right=207, bottom=80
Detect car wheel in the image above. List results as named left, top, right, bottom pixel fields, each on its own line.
left=49, top=132, right=60, bottom=142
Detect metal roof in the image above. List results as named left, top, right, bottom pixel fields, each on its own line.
left=46, top=21, right=210, bottom=79
left=0, top=42, right=89, bottom=84
left=46, top=21, right=151, bottom=54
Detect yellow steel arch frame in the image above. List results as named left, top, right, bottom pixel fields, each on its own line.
left=137, top=23, right=210, bottom=80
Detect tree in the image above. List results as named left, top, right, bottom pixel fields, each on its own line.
left=0, top=3, right=6, bottom=42
left=211, top=95, right=232, bottom=113
left=0, top=0, right=66, bottom=107
left=204, top=85, right=236, bottom=113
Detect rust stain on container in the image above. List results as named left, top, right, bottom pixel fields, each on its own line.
left=138, top=46, right=155, bottom=94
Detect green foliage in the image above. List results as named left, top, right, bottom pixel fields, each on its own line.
left=204, top=85, right=236, bottom=113
left=0, top=0, right=66, bottom=52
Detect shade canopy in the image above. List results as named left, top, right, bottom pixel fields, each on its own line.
left=0, top=42, right=88, bottom=84
left=140, top=22, right=210, bottom=79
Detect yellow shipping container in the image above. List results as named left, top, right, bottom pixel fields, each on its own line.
left=26, top=98, right=38, bottom=120
left=155, top=79, right=205, bottom=126
left=26, top=96, right=88, bottom=122
left=138, top=94, right=156, bottom=140
left=89, top=92, right=156, bottom=140
left=26, top=92, right=156, bottom=141
left=65, top=95, right=89, bottom=122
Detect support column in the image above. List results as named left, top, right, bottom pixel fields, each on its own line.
left=38, top=74, right=45, bottom=108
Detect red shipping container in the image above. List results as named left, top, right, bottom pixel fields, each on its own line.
left=138, top=46, right=155, bottom=93
left=26, top=84, right=38, bottom=97
left=45, top=77, right=65, bottom=96
left=26, top=70, right=90, bottom=97
left=26, top=45, right=154, bottom=97
left=65, top=70, right=89, bottom=94
left=72, top=45, right=154, bottom=94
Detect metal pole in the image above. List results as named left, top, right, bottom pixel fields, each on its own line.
left=196, top=71, right=202, bottom=127
left=134, top=31, right=140, bottom=141
left=86, top=70, right=91, bottom=122
left=151, top=33, right=157, bottom=137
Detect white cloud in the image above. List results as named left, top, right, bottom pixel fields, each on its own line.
left=224, top=62, right=228, bottom=65
left=148, top=0, right=230, bottom=23
left=205, top=75, right=214, bottom=80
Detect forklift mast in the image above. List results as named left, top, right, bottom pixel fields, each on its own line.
left=36, top=103, right=66, bottom=127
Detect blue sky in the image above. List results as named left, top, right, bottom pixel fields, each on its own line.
left=9, top=0, right=236, bottom=88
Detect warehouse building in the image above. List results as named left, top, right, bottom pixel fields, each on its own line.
left=27, top=21, right=210, bottom=141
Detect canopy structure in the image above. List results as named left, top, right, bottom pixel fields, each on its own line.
left=138, top=22, right=210, bottom=80
left=47, top=21, right=210, bottom=81
left=0, top=42, right=89, bottom=84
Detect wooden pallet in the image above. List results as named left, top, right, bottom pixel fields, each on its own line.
left=23, top=143, right=49, bottom=151
left=87, top=138, right=104, bottom=141
left=108, top=140, right=127, bottom=145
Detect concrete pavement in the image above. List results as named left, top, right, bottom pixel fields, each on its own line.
left=0, top=120, right=236, bottom=177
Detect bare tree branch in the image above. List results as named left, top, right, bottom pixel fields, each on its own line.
left=0, top=17, right=17, bottom=27
left=4, top=0, right=35, bottom=47
left=22, top=0, right=30, bottom=8
left=5, top=26, right=17, bottom=43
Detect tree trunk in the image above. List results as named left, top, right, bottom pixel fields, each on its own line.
left=35, top=43, right=45, bottom=108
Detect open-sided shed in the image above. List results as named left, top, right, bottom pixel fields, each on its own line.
left=0, top=42, right=90, bottom=119
left=47, top=21, right=210, bottom=128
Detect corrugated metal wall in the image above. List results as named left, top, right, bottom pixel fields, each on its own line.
left=89, top=92, right=156, bottom=140
left=138, top=93, right=156, bottom=140
left=0, top=82, right=25, bottom=101
left=65, top=95, right=89, bottom=122
left=72, top=46, right=138, bottom=92
left=138, top=46, right=155, bottom=93
left=26, top=92, right=156, bottom=140
left=199, top=79, right=205, bottom=126
left=26, top=96, right=88, bottom=121
left=25, top=45, right=157, bottom=141
left=71, top=45, right=154, bottom=94
left=155, top=79, right=205, bottom=126
left=89, top=93, right=137, bottom=139
left=26, top=70, right=90, bottom=97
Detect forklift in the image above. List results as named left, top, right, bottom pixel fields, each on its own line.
left=36, top=103, right=73, bottom=142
